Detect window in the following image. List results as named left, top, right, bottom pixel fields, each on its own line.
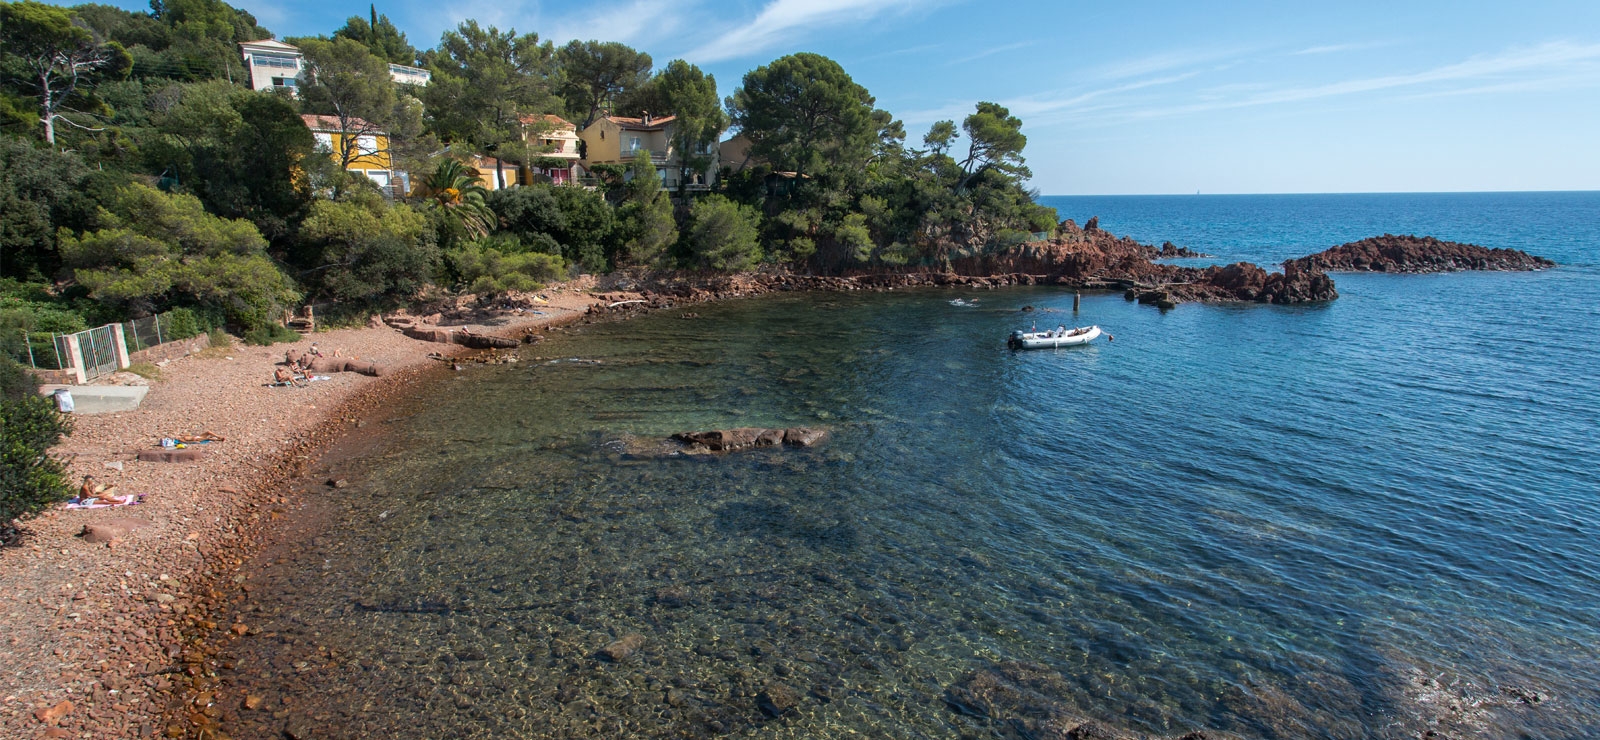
left=355, top=136, right=379, bottom=156
left=312, top=132, right=333, bottom=152
left=628, top=136, right=642, bottom=152
left=271, top=77, right=297, bottom=88
left=253, top=55, right=300, bottom=69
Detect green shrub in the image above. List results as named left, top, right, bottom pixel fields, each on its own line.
left=242, top=324, right=300, bottom=346
left=688, top=195, right=763, bottom=271
left=160, top=307, right=203, bottom=341
left=206, top=328, right=231, bottom=349
left=1, top=358, right=73, bottom=526
left=446, top=244, right=566, bottom=295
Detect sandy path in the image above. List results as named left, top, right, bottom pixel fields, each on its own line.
left=0, top=288, right=603, bottom=738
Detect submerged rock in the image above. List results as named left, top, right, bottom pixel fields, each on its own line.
left=600, top=633, right=646, bottom=662
left=668, top=427, right=830, bottom=453
left=757, top=683, right=801, bottom=718
left=944, top=661, right=1220, bottom=740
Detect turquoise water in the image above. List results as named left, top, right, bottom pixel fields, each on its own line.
left=221, top=193, right=1600, bottom=739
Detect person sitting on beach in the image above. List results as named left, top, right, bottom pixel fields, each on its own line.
left=79, top=475, right=123, bottom=505
left=273, top=366, right=305, bottom=387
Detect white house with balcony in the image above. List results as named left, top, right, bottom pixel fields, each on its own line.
left=577, top=113, right=718, bottom=190
left=388, top=63, right=431, bottom=87
left=241, top=40, right=430, bottom=96
left=239, top=39, right=304, bottom=95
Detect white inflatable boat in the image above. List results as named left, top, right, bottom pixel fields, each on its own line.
left=1007, top=325, right=1103, bottom=349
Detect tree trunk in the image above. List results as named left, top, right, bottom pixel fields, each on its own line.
left=38, top=72, right=56, bottom=145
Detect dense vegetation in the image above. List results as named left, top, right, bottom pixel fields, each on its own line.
left=1, top=0, right=1057, bottom=349
left=0, top=356, right=73, bottom=528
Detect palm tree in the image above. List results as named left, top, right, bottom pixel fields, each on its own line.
left=416, top=159, right=496, bottom=239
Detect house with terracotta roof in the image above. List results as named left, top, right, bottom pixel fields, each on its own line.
left=578, top=113, right=718, bottom=190
left=519, top=114, right=582, bottom=185
left=468, top=155, right=525, bottom=190
left=301, top=114, right=395, bottom=190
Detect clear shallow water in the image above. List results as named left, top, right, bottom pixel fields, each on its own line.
left=222, top=193, right=1600, bottom=739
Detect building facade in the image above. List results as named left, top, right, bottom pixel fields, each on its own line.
left=301, top=115, right=394, bottom=190
left=239, top=39, right=305, bottom=95
left=520, top=114, right=581, bottom=185
left=240, top=40, right=431, bottom=96
left=578, top=114, right=718, bottom=190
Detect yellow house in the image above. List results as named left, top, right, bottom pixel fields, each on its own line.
left=468, top=155, right=523, bottom=190
left=301, top=114, right=395, bottom=190
left=578, top=113, right=718, bottom=190
left=518, top=114, right=582, bottom=185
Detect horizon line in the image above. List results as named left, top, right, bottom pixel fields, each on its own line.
left=1041, top=188, right=1600, bottom=197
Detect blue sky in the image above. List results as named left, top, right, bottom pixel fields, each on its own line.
left=77, top=0, right=1600, bottom=194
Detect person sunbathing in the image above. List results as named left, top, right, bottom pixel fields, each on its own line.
left=273, top=366, right=306, bottom=387
left=78, top=476, right=125, bottom=505
left=176, top=431, right=225, bottom=443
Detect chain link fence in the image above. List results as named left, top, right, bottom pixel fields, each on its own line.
left=4, top=307, right=221, bottom=371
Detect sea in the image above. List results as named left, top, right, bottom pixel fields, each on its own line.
left=219, top=192, right=1600, bottom=739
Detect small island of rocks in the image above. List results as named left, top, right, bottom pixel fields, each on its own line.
left=1285, top=234, right=1555, bottom=273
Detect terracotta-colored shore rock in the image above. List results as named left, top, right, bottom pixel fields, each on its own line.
left=583, top=218, right=1337, bottom=316
left=1285, top=234, right=1555, bottom=273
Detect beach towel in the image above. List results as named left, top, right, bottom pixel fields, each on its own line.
left=64, top=494, right=143, bottom=510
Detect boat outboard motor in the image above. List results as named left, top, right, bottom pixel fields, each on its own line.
left=1007, top=330, right=1023, bottom=350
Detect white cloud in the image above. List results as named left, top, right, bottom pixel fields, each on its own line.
left=1087, top=46, right=1257, bottom=81
left=684, top=0, right=944, bottom=64
left=543, top=0, right=690, bottom=47
left=946, top=40, right=1036, bottom=66
left=1141, top=39, right=1600, bottom=117
left=1293, top=43, right=1374, bottom=56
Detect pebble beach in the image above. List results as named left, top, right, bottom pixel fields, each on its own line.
left=0, top=288, right=601, bottom=738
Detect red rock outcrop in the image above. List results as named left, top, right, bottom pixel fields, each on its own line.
left=1286, top=234, right=1554, bottom=273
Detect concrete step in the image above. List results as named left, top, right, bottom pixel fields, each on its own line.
left=38, top=385, right=149, bottom=414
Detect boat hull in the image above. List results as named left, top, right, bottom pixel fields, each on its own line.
left=1009, top=326, right=1102, bottom=349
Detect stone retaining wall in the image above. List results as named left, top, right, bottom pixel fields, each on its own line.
left=129, top=333, right=212, bottom=366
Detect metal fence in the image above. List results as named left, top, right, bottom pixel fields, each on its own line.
left=5, top=308, right=214, bottom=377
left=4, top=330, right=66, bottom=369
left=75, top=325, right=120, bottom=380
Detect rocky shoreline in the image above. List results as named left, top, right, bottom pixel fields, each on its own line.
left=1286, top=234, right=1555, bottom=273
left=576, top=218, right=1340, bottom=320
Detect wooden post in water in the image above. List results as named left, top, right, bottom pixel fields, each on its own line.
left=1073, top=291, right=1081, bottom=312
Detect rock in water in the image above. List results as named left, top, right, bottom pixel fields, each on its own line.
left=783, top=428, right=829, bottom=447
left=600, top=633, right=645, bottom=661
left=1286, top=234, right=1554, bottom=273
left=757, top=683, right=801, bottom=717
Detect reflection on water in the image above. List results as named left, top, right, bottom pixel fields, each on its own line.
left=218, top=286, right=1600, bottom=739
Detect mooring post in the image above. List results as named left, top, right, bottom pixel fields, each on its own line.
left=1073, top=291, right=1081, bottom=312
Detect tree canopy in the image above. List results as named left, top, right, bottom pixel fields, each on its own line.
left=423, top=20, right=557, bottom=179
left=728, top=53, right=877, bottom=178
left=297, top=37, right=396, bottom=169
left=556, top=40, right=651, bottom=127
left=0, top=0, right=131, bottom=143
left=332, top=5, right=416, bottom=65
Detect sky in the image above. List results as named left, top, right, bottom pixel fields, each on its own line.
left=69, top=0, right=1600, bottom=194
